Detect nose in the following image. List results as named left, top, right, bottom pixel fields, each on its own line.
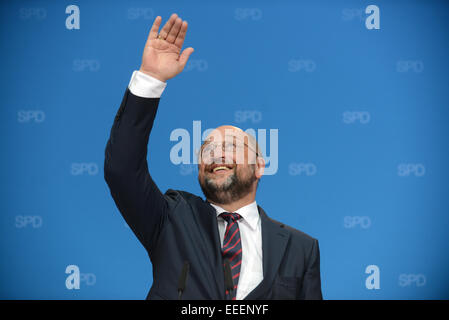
left=211, top=155, right=229, bottom=165
left=210, top=146, right=230, bottom=160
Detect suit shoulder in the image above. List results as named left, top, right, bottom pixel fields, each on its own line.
left=269, top=217, right=318, bottom=245
left=164, top=188, right=204, bottom=206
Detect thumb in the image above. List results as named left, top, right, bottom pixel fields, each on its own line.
left=179, top=47, right=194, bottom=67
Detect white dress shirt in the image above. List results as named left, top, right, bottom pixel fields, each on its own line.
left=128, top=70, right=167, bottom=98
left=127, top=70, right=264, bottom=299
left=209, top=201, right=263, bottom=300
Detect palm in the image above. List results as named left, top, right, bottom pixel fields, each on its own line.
left=140, top=14, right=194, bottom=82
left=142, top=40, right=182, bottom=80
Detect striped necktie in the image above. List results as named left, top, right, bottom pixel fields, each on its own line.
left=220, top=212, right=243, bottom=300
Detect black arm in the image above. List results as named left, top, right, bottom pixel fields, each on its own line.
left=301, top=239, right=323, bottom=299
left=104, top=88, right=168, bottom=254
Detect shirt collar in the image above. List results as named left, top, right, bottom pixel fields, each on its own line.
left=209, top=201, right=260, bottom=231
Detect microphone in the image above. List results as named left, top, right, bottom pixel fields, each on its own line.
left=223, top=259, right=234, bottom=300
left=177, top=261, right=190, bottom=300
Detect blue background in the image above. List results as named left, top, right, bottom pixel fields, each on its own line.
left=1, top=0, right=448, bottom=299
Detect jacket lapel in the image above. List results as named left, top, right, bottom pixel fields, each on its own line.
left=191, top=198, right=225, bottom=299
left=244, top=205, right=290, bottom=300
left=191, top=198, right=290, bottom=300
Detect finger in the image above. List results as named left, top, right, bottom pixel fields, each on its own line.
left=158, top=13, right=178, bottom=39
left=179, top=47, right=194, bottom=67
left=174, top=21, right=188, bottom=49
left=147, top=16, right=162, bottom=41
left=166, top=17, right=182, bottom=44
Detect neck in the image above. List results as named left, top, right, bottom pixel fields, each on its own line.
left=208, top=191, right=256, bottom=213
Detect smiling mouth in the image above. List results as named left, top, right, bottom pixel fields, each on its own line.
left=208, top=164, right=235, bottom=174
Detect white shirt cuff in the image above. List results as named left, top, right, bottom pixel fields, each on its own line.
left=128, top=70, right=167, bottom=98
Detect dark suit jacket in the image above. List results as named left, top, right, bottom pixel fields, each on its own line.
left=104, top=88, right=323, bottom=300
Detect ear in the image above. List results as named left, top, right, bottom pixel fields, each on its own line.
left=255, top=157, right=265, bottom=179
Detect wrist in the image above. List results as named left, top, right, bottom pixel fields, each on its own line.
left=138, top=68, right=167, bottom=83
left=129, top=70, right=167, bottom=98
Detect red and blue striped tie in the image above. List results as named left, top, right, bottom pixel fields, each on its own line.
left=220, top=212, right=242, bottom=300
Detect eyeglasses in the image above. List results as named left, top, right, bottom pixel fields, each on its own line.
left=200, top=141, right=259, bottom=159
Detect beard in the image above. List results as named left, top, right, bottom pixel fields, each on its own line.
left=199, top=166, right=256, bottom=205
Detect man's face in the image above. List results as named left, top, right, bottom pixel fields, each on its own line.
left=197, top=127, right=261, bottom=205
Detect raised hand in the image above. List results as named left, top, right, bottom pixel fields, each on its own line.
left=139, top=13, right=194, bottom=82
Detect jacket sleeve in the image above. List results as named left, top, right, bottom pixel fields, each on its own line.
left=301, top=239, right=323, bottom=299
left=104, top=88, right=168, bottom=254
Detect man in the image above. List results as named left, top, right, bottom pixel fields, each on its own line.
left=104, top=13, right=322, bottom=300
